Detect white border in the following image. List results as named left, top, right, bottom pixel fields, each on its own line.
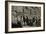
left=8, top=2, right=44, bottom=32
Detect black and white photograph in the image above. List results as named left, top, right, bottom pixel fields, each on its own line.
left=12, top=6, right=41, bottom=28
left=5, top=1, right=45, bottom=33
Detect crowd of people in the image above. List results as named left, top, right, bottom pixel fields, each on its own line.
left=12, top=16, right=41, bottom=28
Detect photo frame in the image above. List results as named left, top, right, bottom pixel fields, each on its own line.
left=5, top=1, right=45, bottom=33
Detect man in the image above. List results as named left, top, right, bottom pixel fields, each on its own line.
left=20, top=16, right=24, bottom=26
left=25, top=16, right=29, bottom=25
left=23, top=16, right=26, bottom=26
left=17, top=16, right=22, bottom=28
